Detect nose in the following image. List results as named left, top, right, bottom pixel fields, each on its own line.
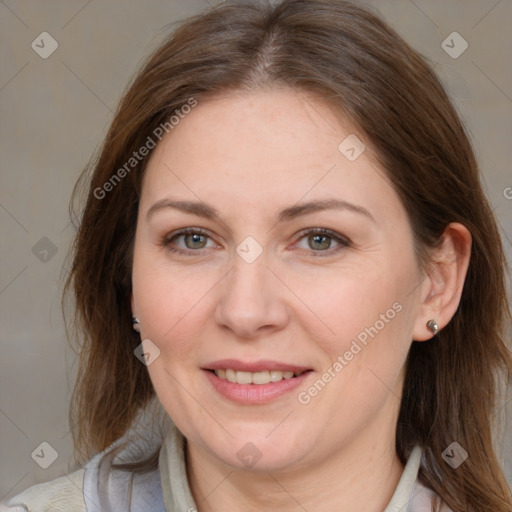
left=213, top=252, right=289, bottom=339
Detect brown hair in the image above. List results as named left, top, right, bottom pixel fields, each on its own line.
left=64, top=1, right=512, bottom=510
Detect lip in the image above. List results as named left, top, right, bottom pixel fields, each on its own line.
left=202, top=359, right=312, bottom=374
left=202, top=366, right=313, bottom=404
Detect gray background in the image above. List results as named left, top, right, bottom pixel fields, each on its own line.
left=1, top=0, right=511, bottom=500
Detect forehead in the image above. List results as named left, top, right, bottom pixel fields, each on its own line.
left=140, top=88, right=404, bottom=227
left=147, top=88, right=351, bottom=177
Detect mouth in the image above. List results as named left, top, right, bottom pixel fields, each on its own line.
left=201, top=359, right=313, bottom=404
left=208, top=368, right=310, bottom=385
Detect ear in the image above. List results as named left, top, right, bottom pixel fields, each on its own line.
left=413, top=222, right=472, bottom=341
left=131, top=293, right=135, bottom=315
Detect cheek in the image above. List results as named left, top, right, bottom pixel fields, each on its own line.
left=297, top=284, right=412, bottom=431
left=291, top=263, right=412, bottom=352
left=292, top=258, right=418, bottom=410
left=131, top=252, right=215, bottom=356
left=132, top=260, right=214, bottom=424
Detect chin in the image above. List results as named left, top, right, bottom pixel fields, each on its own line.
left=194, top=423, right=315, bottom=472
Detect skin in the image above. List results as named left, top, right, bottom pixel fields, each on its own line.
left=131, top=88, right=471, bottom=511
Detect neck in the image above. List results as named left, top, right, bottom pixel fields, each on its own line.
left=186, top=423, right=404, bottom=512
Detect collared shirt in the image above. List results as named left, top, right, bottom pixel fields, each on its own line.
left=1, top=419, right=445, bottom=512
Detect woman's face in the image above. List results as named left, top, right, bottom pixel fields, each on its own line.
left=132, top=88, right=427, bottom=471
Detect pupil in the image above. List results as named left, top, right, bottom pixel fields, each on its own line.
left=310, top=234, right=330, bottom=250
left=186, top=234, right=206, bottom=248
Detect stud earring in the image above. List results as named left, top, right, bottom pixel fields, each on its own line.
left=132, top=316, right=140, bottom=333
left=426, top=319, right=439, bottom=337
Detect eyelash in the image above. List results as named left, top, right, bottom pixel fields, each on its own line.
left=161, top=227, right=351, bottom=257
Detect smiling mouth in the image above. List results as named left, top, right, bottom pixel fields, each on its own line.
left=208, top=369, right=311, bottom=385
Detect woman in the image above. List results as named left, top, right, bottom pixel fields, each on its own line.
left=2, top=0, right=511, bottom=510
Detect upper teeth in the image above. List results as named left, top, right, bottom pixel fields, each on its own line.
left=214, top=369, right=299, bottom=385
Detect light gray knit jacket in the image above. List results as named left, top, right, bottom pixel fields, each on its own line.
left=1, top=402, right=448, bottom=512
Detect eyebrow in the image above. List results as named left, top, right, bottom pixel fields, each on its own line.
left=146, top=198, right=374, bottom=223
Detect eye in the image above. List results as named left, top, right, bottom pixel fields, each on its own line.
left=162, top=228, right=217, bottom=255
left=161, top=227, right=350, bottom=257
left=294, top=228, right=350, bottom=256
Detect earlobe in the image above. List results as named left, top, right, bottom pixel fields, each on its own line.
left=413, top=222, right=472, bottom=341
left=131, top=293, right=141, bottom=333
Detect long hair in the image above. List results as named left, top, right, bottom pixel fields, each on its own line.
left=64, top=1, right=512, bottom=510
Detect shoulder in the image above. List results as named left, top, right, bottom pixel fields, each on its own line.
left=0, top=469, right=85, bottom=512
left=1, top=399, right=172, bottom=512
